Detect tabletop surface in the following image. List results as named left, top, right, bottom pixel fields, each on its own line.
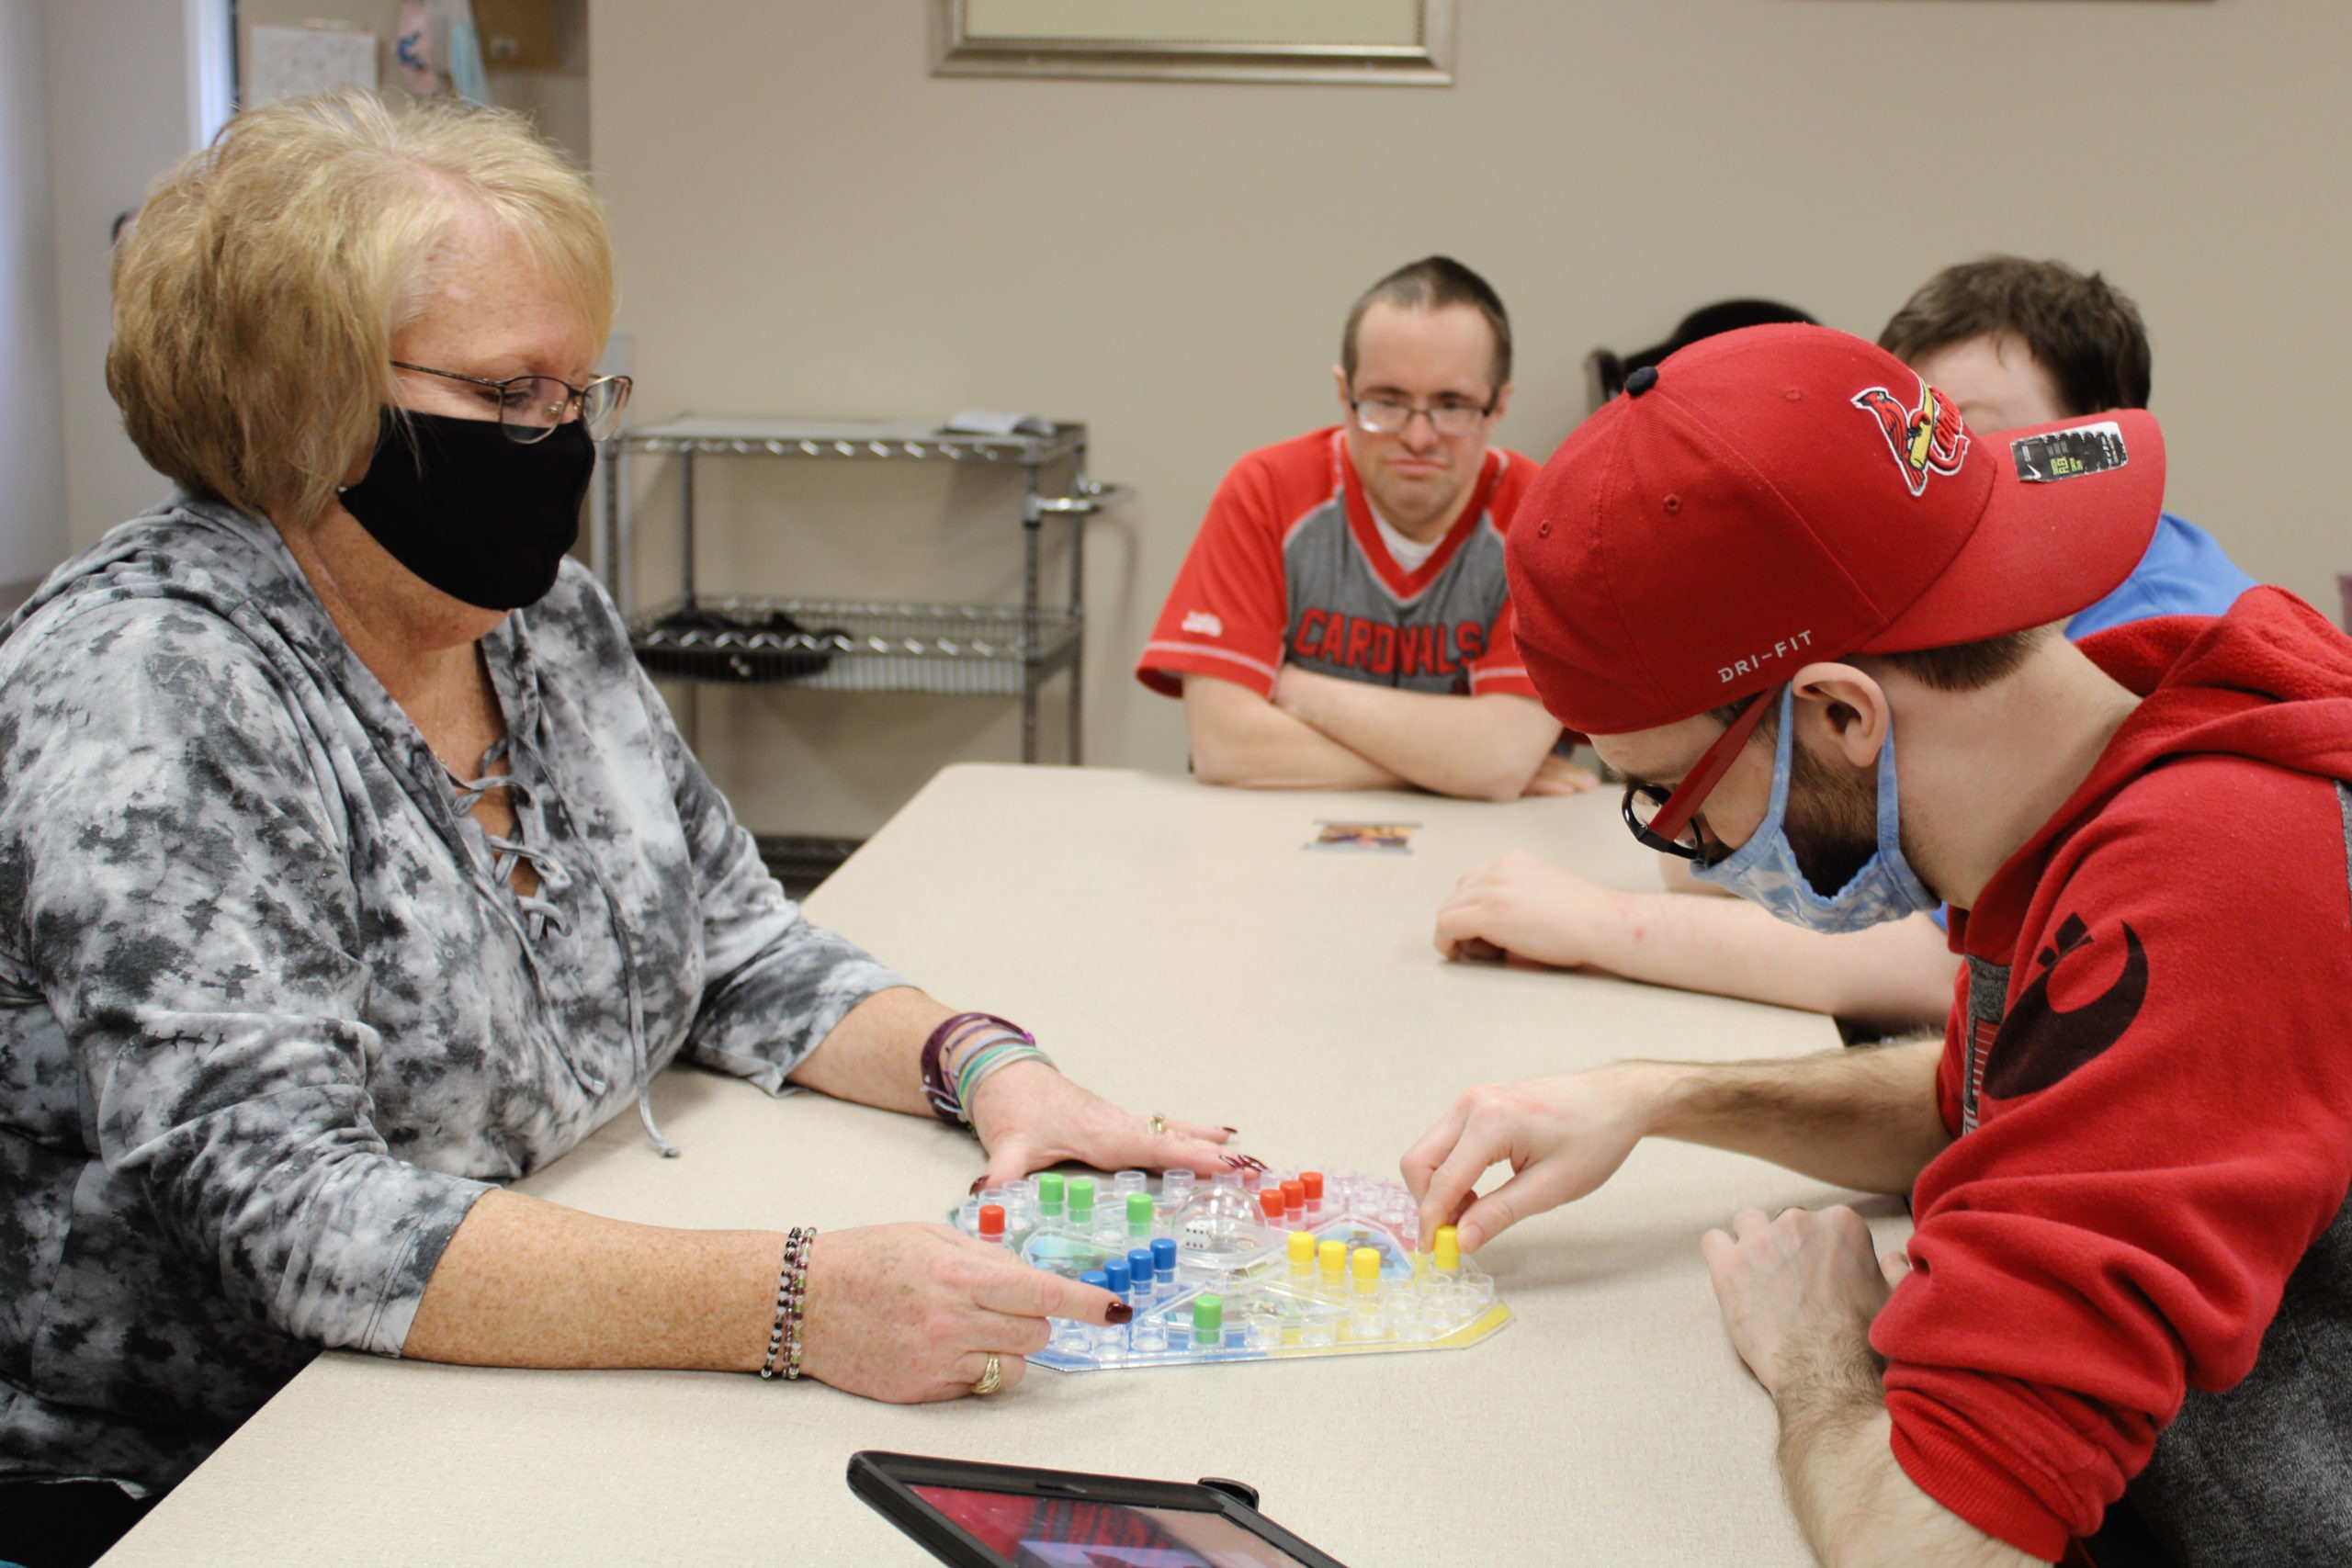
left=105, top=765, right=1905, bottom=1568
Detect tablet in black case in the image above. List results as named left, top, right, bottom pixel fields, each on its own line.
left=848, top=1450, right=1354, bottom=1568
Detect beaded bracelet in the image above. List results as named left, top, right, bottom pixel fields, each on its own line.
left=758, top=1225, right=815, bottom=1381
left=922, top=1011, right=1048, bottom=1125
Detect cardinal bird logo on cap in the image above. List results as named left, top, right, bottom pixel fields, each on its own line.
left=1852, top=378, right=1970, bottom=497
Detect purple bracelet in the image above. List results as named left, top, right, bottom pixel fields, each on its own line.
left=921, top=1011, right=1033, bottom=1124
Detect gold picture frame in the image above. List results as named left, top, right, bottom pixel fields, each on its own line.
left=932, top=0, right=1455, bottom=85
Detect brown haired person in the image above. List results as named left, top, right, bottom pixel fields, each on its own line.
left=1136, top=256, right=1597, bottom=799
left=1408, top=324, right=2352, bottom=1564
left=1433, top=257, right=2255, bottom=1030
left=0, top=93, right=1246, bottom=1568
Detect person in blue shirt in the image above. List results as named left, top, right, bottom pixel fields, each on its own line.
left=1431, top=257, right=2256, bottom=1032
left=1883, top=259, right=2254, bottom=640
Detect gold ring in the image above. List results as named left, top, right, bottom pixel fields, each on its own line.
left=972, top=1353, right=1004, bottom=1396
left=1148, top=1113, right=1168, bottom=1136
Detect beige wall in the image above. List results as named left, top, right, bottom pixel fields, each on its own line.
left=46, top=0, right=207, bottom=556
left=1, top=0, right=65, bottom=584
left=593, top=2, right=2352, bottom=839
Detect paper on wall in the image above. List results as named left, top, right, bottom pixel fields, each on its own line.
left=391, top=2, right=488, bottom=103
left=245, top=24, right=379, bottom=108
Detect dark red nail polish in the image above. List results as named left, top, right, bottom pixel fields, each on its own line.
left=968, top=1177, right=985, bottom=1196
left=1105, top=1301, right=1134, bottom=1324
left=1222, top=1127, right=1239, bottom=1135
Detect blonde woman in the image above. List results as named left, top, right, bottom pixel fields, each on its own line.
left=0, top=92, right=1242, bottom=1567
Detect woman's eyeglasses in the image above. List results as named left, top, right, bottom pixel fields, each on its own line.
left=390, top=360, right=634, bottom=444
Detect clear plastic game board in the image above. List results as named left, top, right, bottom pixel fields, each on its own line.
left=950, top=1166, right=1511, bottom=1371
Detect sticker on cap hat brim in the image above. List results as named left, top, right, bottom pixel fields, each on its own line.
left=2012, top=422, right=2128, bottom=483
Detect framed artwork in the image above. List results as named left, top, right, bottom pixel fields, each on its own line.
left=932, top=0, right=1455, bottom=85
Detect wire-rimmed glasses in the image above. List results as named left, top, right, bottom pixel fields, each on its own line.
left=390, top=360, right=634, bottom=444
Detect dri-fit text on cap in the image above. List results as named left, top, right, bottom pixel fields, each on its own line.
left=1718, top=630, right=1815, bottom=684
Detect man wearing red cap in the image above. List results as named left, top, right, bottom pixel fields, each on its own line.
left=1433, top=259, right=2256, bottom=1033
left=1135, top=256, right=1593, bottom=800
left=1405, top=325, right=2352, bottom=1565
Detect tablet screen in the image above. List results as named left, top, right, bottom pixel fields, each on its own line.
left=911, top=1484, right=1316, bottom=1568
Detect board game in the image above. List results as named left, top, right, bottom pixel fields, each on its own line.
left=950, top=1166, right=1511, bottom=1371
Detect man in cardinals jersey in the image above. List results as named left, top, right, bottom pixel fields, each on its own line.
left=1136, top=256, right=1595, bottom=800
left=1406, top=324, right=2352, bottom=1565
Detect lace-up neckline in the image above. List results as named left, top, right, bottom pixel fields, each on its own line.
left=445, top=736, right=571, bottom=941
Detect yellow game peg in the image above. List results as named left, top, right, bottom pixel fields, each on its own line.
left=1351, top=1247, right=1381, bottom=1293
left=1317, top=1237, right=1347, bottom=1293
left=1433, top=1224, right=1461, bottom=1272
left=1286, top=1229, right=1316, bottom=1276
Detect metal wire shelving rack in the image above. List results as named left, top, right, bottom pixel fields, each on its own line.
left=628, top=597, right=1083, bottom=695
left=604, top=418, right=1119, bottom=892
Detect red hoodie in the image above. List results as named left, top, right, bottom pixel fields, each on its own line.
left=1872, top=588, right=2352, bottom=1562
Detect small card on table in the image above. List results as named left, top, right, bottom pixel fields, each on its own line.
left=1305, top=820, right=1419, bottom=853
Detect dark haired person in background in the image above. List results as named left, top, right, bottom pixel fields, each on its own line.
left=1433, top=257, right=2254, bottom=1029
left=1881, top=257, right=2251, bottom=639
left=1586, top=297, right=1816, bottom=405
left=1136, top=256, right=1595, bottom=800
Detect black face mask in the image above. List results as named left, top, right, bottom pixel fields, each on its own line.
left=338, top=409, right=594, bottom=611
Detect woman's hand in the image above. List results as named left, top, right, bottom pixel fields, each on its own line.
left=1433, top=850, right=1624, bottom=966
left=965, top=1061, right=1254, bottom=1190
left=796, top=1223, right=1130, bottom=1402
left=1399, top=1063, right=1674, bottom=1253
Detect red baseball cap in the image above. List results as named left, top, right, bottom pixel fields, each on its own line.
left=1507, top=324, right=2165, bottom=735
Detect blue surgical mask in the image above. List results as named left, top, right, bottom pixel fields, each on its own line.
left=1690, top=684, right=1935, bottom=932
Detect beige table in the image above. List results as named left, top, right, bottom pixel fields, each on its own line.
left=106, top=764, right=1907, bottom=1568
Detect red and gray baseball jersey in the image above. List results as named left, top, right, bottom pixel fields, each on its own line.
left=1136, top=427, right=1540, bottom=701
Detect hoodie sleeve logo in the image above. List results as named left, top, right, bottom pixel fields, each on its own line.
left=1852, top=378, right=1970, bottom=497
left=1983, top=912, right=2149, bottom=1100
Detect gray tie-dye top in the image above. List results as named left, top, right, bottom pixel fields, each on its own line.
left=0, top=497, right=904, bottom=1495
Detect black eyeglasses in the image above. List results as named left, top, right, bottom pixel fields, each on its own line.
left=1621, top=685, right=1780, bottom=867
left=1349, top=395, right=1497, bottom=438
left=390, top=361, right=634, bottom=444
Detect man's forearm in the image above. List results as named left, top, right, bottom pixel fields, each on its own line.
left=1274, top=669, right=1558, bottom=800
left=1182, top=674, right=1406, bottom=790
left=1780, top=1370, right=2037, bottom=1567
left=1644, top=1040, right=1951, bottom=1195
left=1702, top=1197, right=2034, bottom=1564
left=1579, top=893, right=1958, bottom=1029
